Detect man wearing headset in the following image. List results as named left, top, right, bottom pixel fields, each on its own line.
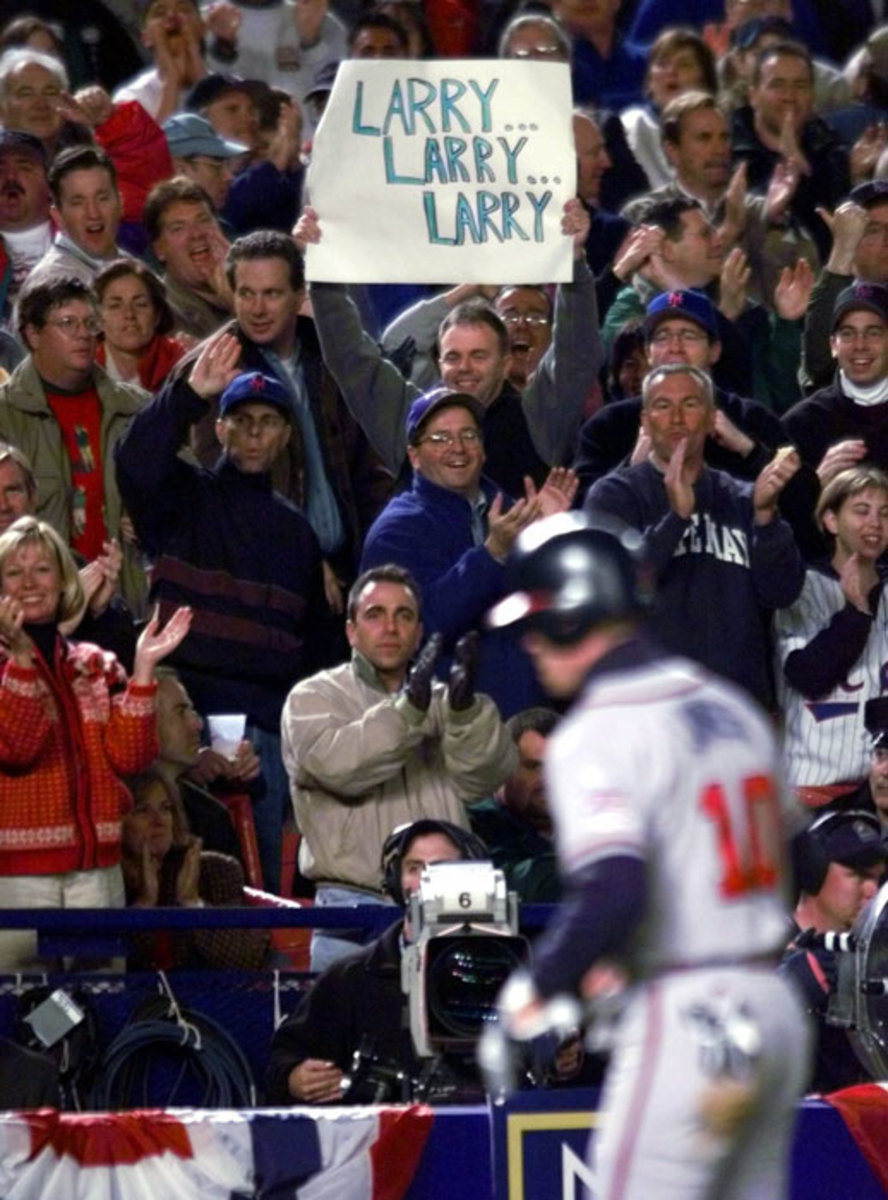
left=265, top=817, right=488, bottom=1105
left=783, top=807, right=888, bottom=1092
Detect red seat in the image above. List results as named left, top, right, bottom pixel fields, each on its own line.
left=243, top=886, right=312, bottom=970
left=218, top=793, right=264, bottom=889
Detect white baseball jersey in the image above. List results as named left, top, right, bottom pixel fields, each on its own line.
left=774, top=568, right=888, bottom=786
left=547, top=654, right=797, bottom=974
left=543, top=649, right=811, bottom=1200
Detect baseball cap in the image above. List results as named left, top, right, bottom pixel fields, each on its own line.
left=644, top=289, right=719, bottom=341
left=0, top=129, right=47, bottom=168
left=849, top=179, right=888, bottom=208
left=163, top=113, right=247, bottom=159
left=186, top=74, right=255, bottom=113
left=218, top=372, right=293, bottom=419
left=406, top=386, right=485, bottom=445
left=810, top=809, right=887, bottom=871
left=831, top=282, right=888, bottom=331
left=304, top=61, right=340, bottom=105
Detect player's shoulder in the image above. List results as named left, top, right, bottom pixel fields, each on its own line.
left=566, top=652, right=772, bottom=750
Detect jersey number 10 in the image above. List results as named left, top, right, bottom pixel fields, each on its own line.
left=701, top=774, right=781, bottom=898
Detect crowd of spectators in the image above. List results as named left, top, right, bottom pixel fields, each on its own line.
left=3, top=0, right=888, bottom=1104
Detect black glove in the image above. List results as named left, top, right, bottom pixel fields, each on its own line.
left=448, top=631, right=480, bottom=712
left=779, top=929, right=837, bottom=1012
left=404, top=633, right=442, bottom=712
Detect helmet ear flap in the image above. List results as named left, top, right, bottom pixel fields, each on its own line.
left=792, top=829, right=829, bottom=897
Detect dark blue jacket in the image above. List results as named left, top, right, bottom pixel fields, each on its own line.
left=587, top=459, right=805, bottom=707
left=360, top=473, right=543, bottom=717
left=115, top=379, right=323, bottom=730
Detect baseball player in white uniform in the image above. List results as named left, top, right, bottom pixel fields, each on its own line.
left=775, top=465, right=888, bottom=787
left=488, top=512, right=812, bottom=1200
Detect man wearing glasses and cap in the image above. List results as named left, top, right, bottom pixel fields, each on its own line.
left=361, top=386, right=577, bottom=717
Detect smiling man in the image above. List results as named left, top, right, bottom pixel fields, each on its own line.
left=784, top=283, right=888, bottom=486
left=281, top=563, right=514, bottom=969
left=26, top=146, right=128, bottom=290
left=298, top=200, right=599, bottom=497
left=116, top=350, right=325, bottom=892
left=143, top=176, right=233, bottom=338
left=0, top=48, right=79, bottom=160
left=586, top=362, right=805, bottom=707
left=360, top=386, right=577, bottom=716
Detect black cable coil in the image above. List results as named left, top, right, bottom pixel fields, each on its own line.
left=91, top=993, right=256, bottom=1110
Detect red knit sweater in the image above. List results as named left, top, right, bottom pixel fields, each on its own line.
left=0, top=640, right=157, bottom=876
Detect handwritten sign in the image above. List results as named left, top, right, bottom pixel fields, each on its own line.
left=306, top=59, right=575, bottom=284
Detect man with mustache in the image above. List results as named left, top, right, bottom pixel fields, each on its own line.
left=0, top=130, right=52, bottom=321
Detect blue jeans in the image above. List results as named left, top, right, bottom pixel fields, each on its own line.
left=310, top=885, right=396, bottom=972
left=246, top=723, right=290, bottom=895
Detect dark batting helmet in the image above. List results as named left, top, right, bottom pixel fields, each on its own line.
left=487, top=511, right=651, bottom=645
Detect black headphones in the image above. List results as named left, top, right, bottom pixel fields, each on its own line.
left=796, top=808, right=883, bottom=896
left=380, top=818, right=488, bottom=908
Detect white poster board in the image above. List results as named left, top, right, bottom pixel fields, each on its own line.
left=305, top=59, right=575, bottom=285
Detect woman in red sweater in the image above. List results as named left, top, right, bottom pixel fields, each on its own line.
left=0, top=516, right=191, bottom=967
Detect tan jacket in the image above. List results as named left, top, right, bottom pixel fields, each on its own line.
left=281, top=653, right=517, bottom=894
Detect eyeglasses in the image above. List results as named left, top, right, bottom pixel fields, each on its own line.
left=650, top=328, right=708, bottom=346
left=419, top=429, right=482, bottom=448
left=226, top=412, right=288, bottom=434
left=46, top=315, right=101, bottom=337
left=509, top=46, right=567, bottom=59
left=500, top=312, right=551, bottom=327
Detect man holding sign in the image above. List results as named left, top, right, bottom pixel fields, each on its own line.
left=296, top=201, right=596, bottom=497
left=296, top=58, right=599, bottom=497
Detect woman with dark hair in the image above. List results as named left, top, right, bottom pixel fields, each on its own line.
left=0, top=516, right=191, bottom=967
left=620, top=28, right=718, bottom=190
left=607, top=318, right=648, bottom=402
left=95, top=259, right=187, bottom=392
left=122, top=769, right=269, bottom=970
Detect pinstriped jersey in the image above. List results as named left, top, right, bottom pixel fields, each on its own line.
left=545, top=654, right=796, bottom=975
left=774, top=569, right=888, bottom=786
